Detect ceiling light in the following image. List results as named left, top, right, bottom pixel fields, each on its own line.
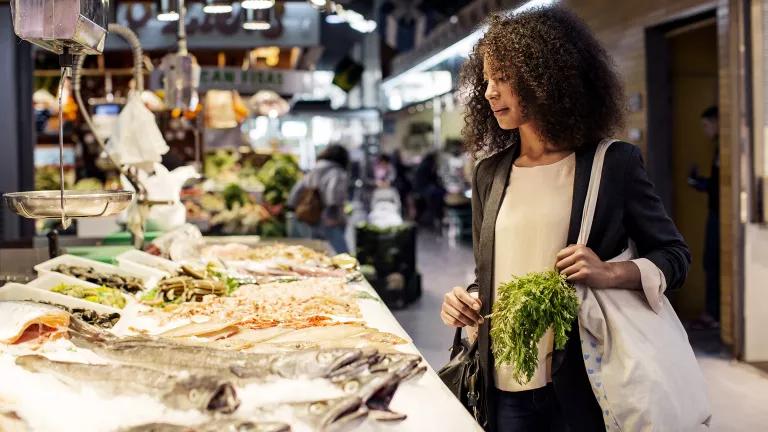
left=309, top=0, right=327, bottom=9
left=243, top=8, right=272, bottom=31
left=244, top=21, right=271, bottom=30
left=241, top=0, right=274, bottom=9
left=157, top=11, right=179, bottom=21
left=156, top=0, right=180, bottom=21
left=325, top=14, right=345, bottom=24
left=203, top=0, right=233, bottom=14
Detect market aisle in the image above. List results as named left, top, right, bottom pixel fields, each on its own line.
left=396, top=231, right=768, bottom=430
left=392, top=230, right=474, bottom=369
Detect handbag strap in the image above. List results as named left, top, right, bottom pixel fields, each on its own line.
left=448, top=328, right=464, bottom=359
left=576, top=139, right=617, bottom=246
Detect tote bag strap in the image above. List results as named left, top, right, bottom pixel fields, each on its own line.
left=576, top=139, right=618, bottom=246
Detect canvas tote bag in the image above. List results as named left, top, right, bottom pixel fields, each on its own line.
left=576, top=139, right=712, bottom=432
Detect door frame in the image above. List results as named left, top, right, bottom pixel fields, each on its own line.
left=645, top=9, right=718, bottom=214
left=645, top=1, right=749, bottom=357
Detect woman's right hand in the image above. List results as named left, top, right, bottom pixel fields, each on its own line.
left=441, top=287, right=484, bottom=327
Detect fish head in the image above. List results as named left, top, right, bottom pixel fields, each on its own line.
left=273, top=349, right=363, bottom=379
left=163, top=376, right=240, bottom=414
left=370, top=353, right=422, bottom=376
left=293, top=396, right=366, bottom=432
left=15, top=355, right=46, bottom=372
left=333, top=370, right=403, bottom=411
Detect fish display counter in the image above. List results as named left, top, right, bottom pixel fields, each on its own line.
left=0, top=231, right=482, bottom=432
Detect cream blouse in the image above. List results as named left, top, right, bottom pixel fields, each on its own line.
left=492, top=153, right=576, bottom=392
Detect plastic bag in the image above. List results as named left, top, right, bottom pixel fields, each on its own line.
left=121, top=164, right=200, bottom=232
left=107, top=94, right=169, bottom=169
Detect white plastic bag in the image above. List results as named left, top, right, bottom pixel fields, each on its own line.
left=107, top=94, right=169, bottom=169
left=577, top=140, right=711, bottom=432
left=121, top=164, right=199, bottom=232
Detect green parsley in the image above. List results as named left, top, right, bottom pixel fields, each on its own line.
left=489, top=270, right=580, bottom=384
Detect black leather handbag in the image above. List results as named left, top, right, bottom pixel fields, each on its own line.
left=438, top=328, right=487, bottom=428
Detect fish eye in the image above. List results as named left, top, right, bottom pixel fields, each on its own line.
left=189, top=389, right=200, bottom=401
left=343, top=381, right=360, bottom=393
left=309, top=402, right=328, bottom=415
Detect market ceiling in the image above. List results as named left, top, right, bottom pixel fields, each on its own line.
left=29, top=0, right=477, bottom=73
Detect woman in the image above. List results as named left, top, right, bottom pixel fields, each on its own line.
left=287, top=144, right=350, bottom=253
left=439, top=7, right=690, bottom=432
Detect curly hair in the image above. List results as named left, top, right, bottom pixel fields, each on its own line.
left=460, top=7, right=625, bottom=156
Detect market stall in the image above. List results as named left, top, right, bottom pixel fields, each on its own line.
left=0, top=229, right=480, bottom=432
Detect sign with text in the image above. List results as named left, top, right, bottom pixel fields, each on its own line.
left=199, top=68, right=316, bottom=95
left=111, top=3, right=320, bottom=51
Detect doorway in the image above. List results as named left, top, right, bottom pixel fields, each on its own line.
left=645, top=12, right=720, bottom=326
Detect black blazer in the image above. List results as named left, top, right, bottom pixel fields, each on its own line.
left=467, top=141, right=691, bottom=431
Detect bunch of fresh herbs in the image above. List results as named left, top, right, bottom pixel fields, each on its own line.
left=489, top=270, right=580, bottom=384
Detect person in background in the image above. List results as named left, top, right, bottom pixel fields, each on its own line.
left=287, top=145, right=351, bottom=254
left=688, top=106, right=720, bottom=329
left=392, top=150, right=414, bottom=219
left=373, top=154, right=396, bottom=188
left=413, top=152, right=446, bottom=230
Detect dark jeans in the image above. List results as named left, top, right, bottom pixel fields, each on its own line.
left=496, top=384, right=568, bottom=432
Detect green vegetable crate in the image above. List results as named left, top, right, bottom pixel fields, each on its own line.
left=355, top=223, right=421, bottom=309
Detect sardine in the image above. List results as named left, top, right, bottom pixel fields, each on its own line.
left=121, top=420, right=291, bottom=432
left=15, top=355, right=240, bottom=414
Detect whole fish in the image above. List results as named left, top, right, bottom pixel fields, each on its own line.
left=229, top=349, right=366, bottom=381
left=15, top=355, right=239, bottom=414
left=70, top=330, right=368, bottom=381
left=121, top=420, right=291, bottom=432
left=123, top=397, right=365, bottom=432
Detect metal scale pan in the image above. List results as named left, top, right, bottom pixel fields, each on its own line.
left=3, top=190, right=133, bottom=219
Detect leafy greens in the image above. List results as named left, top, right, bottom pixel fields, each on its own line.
left=490, top=270, right=580, bottom=384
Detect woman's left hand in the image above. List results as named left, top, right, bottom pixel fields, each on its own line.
left=555, top=245, right=615, bottom=289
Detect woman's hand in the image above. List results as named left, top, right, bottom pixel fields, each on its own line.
left=441, top=287, right=484, bottom=327
left=555, top=244, right=615, bottom=289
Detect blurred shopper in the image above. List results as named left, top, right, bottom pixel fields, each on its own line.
left=392, top=150, right=414, bottom=218
left=439, top=7, right=691, bottom=432
left=287, top=145, right=350, bottom=253
left=688, top=106, right=720, bottom=328
left=373, top=154, right=396, bottom=187
left=413, top=152, right=446, bottom=229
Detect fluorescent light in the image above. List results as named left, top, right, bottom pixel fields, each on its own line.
left=309, top=0, right=327, bottom=7
left=241, top=0, right=274, bottom=9
left=203, top=5, right=232, bottom=14
left=325, top=14, right=345, bottom=24
left=382, top=0, right=556, bottom=90
left=203, top=1, right=233, bottom=14
left=244, top=22, right=271, bottom=30
left=157, top=11, right=179, bottom=21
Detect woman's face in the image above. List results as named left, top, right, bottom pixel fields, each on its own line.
left=483, top=56, right=525, bottom=130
